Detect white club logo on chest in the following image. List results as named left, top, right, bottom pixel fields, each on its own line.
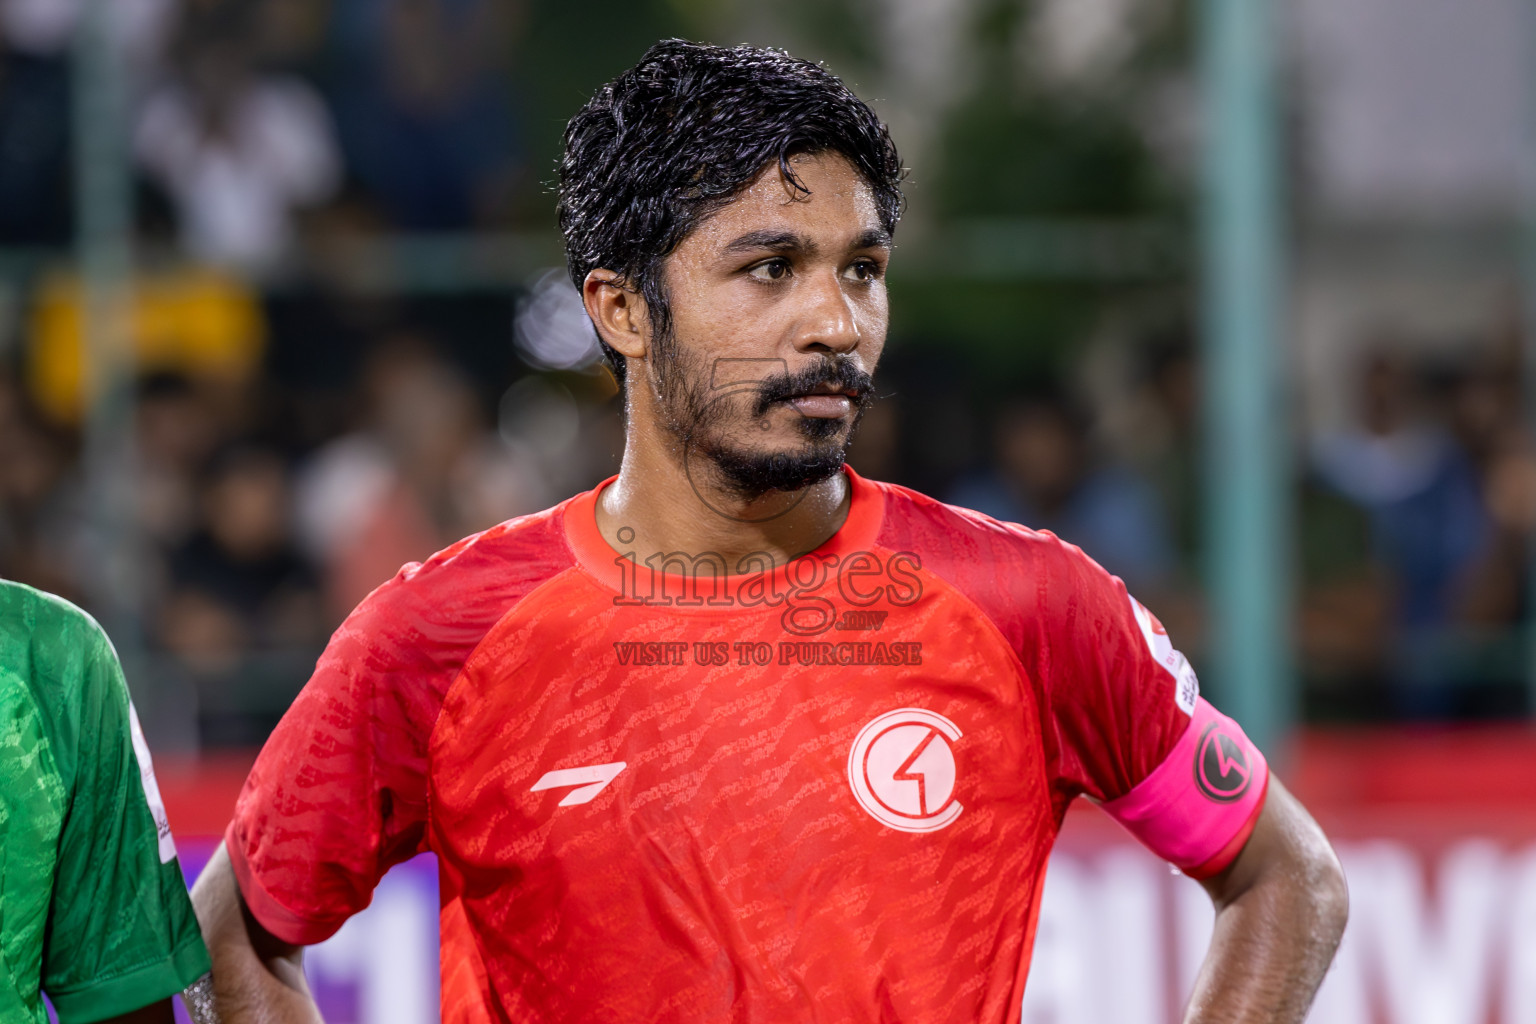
left=847, top=708, right=963, bottom=832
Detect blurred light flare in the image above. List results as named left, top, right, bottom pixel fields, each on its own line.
left=513, top=268, right=601, bottom=371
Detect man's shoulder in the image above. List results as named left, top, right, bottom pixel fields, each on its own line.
left=396, top=499, right=576, bottom=592
left=0, top=581, right=123, bottom=783
left=334, top=495, right=580, bottom=652
left=0, top=580, right=116, bottom=692
left=859, top=476, right=1116, bottom=639
left=0, top=578, right=108, bottom=648
left=863, top=476, right=1077, bottom=568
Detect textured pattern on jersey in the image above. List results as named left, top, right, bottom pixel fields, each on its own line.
left=231, top=467, right=1256, bottom=1024
left=430, top=563, right=1050, bottom=1023
left=0, top=654, right=66, bottom=1023
left=0, top=581, right=210, bottom=1023
left=869, top=485, right=1195, bottom=816
left=229, top=508, right=577, bottom=941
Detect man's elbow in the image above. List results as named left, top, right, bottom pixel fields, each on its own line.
left=189, top=843, right=256, bottom=959
left=185, top=842, right=316, bottom=1023
left=1294, top=831, right=1349, bottom=948
left=1208, top=776, right=1349, bottom=951
left=1261, top=779, right=1349, bottom=951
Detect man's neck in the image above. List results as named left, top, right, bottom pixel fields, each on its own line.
left=594, top=431, right=852, bottom=572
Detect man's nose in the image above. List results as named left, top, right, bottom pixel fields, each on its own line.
left=794, top=270, right=861, bottom=354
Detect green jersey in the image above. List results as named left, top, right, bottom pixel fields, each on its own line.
left=0, top=580, right=210, bottom=1023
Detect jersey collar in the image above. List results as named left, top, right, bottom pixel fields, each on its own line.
left=562, top=464, right=886, bottom=603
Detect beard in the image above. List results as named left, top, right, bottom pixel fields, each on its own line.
left=647, top=331, right=876, bottom=501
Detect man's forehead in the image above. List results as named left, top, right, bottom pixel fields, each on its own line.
left=696, top=153, right=884, bottom=243
left=747, top=152, right=871, bottom=200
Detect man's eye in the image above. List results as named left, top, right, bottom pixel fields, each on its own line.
left=748, top=259, right=791, bottom=282
left=844, top=260, right=883, bottom=282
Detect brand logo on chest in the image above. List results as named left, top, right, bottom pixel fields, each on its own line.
left=530, top=762, right=628, bottom=806
left=847, top=708, right=964, bottom=832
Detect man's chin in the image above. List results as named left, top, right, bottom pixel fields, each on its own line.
left=785, top=407, right=853, bottom=438
left=698, top=444, right=849, bottom=500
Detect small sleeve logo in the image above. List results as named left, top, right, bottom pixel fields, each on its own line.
left=1129, top=595, right=1199, bottom=716
left=1194, top=721, right=1253, bottom=802
left=128, top=702, right=177, bottom=864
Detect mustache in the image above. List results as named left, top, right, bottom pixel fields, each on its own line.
left=751, top=359, right=876, bottom=417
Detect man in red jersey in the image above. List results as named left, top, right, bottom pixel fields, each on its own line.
left=189, top=39, right=1347, bottom=1024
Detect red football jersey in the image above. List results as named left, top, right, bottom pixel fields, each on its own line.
left=227, top=466, right=1267, bottom=1023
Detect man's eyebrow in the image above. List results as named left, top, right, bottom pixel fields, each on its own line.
left=852, top=228, right=893, bottom=251
left=721, top=230, right=813, bottom=257
left=719, top=228, right=892, bottom=258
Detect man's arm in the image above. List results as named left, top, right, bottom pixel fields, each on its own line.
left=1183, top=776, right=1348, bottom=1023
left=184, top=844, right=321, bottom=1024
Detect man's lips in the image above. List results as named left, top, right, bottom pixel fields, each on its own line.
left=755, top=366, right=870, bottom=419
left=786, top=393, right=854, bottom=418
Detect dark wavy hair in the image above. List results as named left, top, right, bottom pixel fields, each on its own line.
left=559, top=39, right=905, bottom=389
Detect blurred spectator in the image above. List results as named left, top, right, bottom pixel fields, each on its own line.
left=295, top=336, right=546, bottom=620
left=946, top=393, right=1175, bottom=594
left=160, top=444, right=322, bottom=672
left=1473, top=426, right=1536, bottom=626
left=1110, top=336, right=1204, bottom=584
left=0, top=0, right=179, bottom=243
left=133, top=371, right=223, bottom=551
left=1435, top=355, right=1531, bottom=636
left=1438, top=355, right=1519, bottom=471
left=1296, top=464, right=1392, bottom=718
left=135, top=5, right=341, bottom=270
left=0, top=371, right=77, bottom=598
left=1142, top=341, right=1202, bottom=580
left=331, top=0, right=521, bottom=229
left=1310, top=349, right=1495, bottom=716
left=250, top=0, right=332, bottom=78
left=1105, top=336, right=1208, bottom=650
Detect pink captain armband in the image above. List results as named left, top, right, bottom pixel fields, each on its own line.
left=1100, top=697, right=1270, bottom=879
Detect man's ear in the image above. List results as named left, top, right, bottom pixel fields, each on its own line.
left=583, top=270, right=650, bottom=361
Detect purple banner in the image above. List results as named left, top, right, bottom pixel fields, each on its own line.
left=172, top=840, right=441, bottom=1024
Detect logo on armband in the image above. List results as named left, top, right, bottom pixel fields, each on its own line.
left=1194, top=722, right=1252, bottom=802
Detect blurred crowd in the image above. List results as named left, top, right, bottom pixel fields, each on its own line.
left=0, top=0, right=523, bottom=262
left=1297, top=337, right=1536, bottom=720
left=1, top=0, right=1534, bottom=745
left=0, top=309, right=618, bottom=744
left=927, top=328, right=1536, bottom=723
left=0, top=0, right=575, bottom=744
